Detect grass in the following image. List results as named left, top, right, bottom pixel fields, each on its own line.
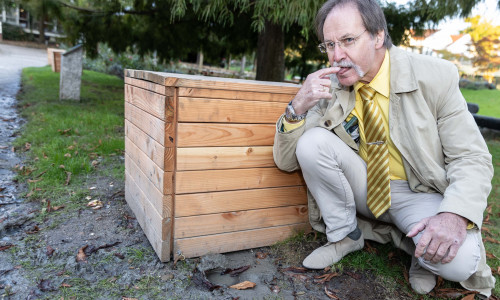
left=462, top=88, right=500, bottom=118
left=15, top=66, right=124, bottom=205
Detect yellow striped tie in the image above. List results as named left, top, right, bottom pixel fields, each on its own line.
left=359, top=85, right=391, bottom=218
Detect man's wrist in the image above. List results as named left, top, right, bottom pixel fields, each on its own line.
left=285, top=100, right=307, bottom=122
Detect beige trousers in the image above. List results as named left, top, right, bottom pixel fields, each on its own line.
left=295, top=127, right=487, bottom=284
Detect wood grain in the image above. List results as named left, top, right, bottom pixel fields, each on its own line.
left=175, top=167, right=305, bottom=194
left=173, top=223, right=311, bottom=259
left=177, top=123, right=275, bottom=147
left=174, top=186, right=307, bottom=217
left=125, top=171, right=170, bottom=261
left=178, top=97, right=284, bottom=123
left=176, top=146, right=274, bottom=171
left=177, top=87, right=294, bottom=102
left=175, top=205, right=308, bottom=238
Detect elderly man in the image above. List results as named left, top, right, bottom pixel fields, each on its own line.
left=273, top=0, right=496, bottom=296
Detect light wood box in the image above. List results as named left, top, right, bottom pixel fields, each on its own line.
left=124, top=70, right=310, bottom=262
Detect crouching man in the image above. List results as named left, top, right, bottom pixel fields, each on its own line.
left=273, top=0, right=496, bottom=297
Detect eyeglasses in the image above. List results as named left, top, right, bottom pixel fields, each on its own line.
left=318, top=29, right=367, bottom=53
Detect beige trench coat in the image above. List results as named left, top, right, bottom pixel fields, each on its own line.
left=273, top=46, right=495, bottom=295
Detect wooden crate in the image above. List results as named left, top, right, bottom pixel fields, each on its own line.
left=47, top=48, right=65, bottom=72
left=124, top=70, right=310, bottom=262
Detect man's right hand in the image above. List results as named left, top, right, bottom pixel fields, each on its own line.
left=291, top=67, right=340, bottom=115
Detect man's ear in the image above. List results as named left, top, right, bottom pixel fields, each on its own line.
left=375, top=30, right=385, bottom=49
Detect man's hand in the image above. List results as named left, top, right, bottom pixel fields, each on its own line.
left=291, top=67, right=340, bottom=115
left=407, top=212, right=468, bottom=264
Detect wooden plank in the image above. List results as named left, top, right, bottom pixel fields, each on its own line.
left=175, top=186, right=307, bottom=217
left=174, top=223, right=311, bottom=259
left=124, top=77, right=174, bottom=96
left=177, top=87, right=294, bottom=103
left=124, top=170, right=168, bottom=239
left=125, top=153, right=172, bottom=218
left=125, top=102, right=175, bottom=147
left=125, top=69, right=167, bottom=87
left=125, top=136, right=173, bottom=194
left=175, top=205, right=308, bottom=238
left=125, top=84, right=166, bottom=120
left=177, top=123, right=275, bottom=147
left=176, top=146, right=274, bottom=171
left=125, top=171, right=170, bottom=262
left=175, top=167, right=305, bottom=194
left=178, top=98, right=284, bottom=123
left=125, top=69, right=300, bottom=94
left=125, top=119, right=171, bottom=171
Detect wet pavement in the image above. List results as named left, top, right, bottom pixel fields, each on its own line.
left=0, top=44, right=47, bottom=207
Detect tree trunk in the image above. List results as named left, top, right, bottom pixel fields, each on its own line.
left=256, top=21, right=285, bottom=82
left=38, top=15, right=46, bottom=44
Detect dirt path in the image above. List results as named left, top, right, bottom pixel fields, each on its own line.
left=0, top=44, right=417, bottom=299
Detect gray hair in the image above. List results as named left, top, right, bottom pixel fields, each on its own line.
left=315, top=0, right=392, bottom=49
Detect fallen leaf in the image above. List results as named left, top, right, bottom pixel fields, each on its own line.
left=0, top=244, right=14, bottom=251
left=486, top=205, right=492, bottom=214
left=38, top=279, right=55, bottom=292
left=0, top=146, right=7, bottom=149
left=324, top=286, right=340, bottom=299
left=221, top=265, right=251, bottom=277
left=229, top=281, right=256, bottom=290
left=91, top=160, right=99, bottom=167
left=64, top=153, right=71, bottom=158
left=64, top=171, right=71, bottom=185
left=26, top=225, right=40, bottom=234
left=0, top=187, right=4, bottom=192
left=43, top=152, right=48, bottom=159
left=89, top=186, right=96, bottom=190
left=27, top=178, right=42, bottom=183
left=114, top=253, right=125, bottom=259
left=255, top=252, right=268, bottom=259
left=61, top=283, right=72, bottom=288
left=436, top=276, right=444, bottom=289
left=51, top=205, right=65, bottom=211
left=24, top=142, right=31, bottom=151
left=483, top=237, right=500, bottom=244
left=346, top=271, right=361, bottom=280
left=364, top=241, right=378, bottom=254
left=121, top=297, right=138, bottom=300
left=46, top=246, right=55, bottom=257
left=58, top=128, right=72, bottom=135
left=314, top=272, right=339, bottom=283
left=461, top=294, right=475, bottom=300
left=486, top=251, right=498, bottom=260
left=482, top=227, right=492, bottom=236
left=76, top=245, right=88, bottom=263
left=87, top=199, right=103, bottom=209
left=59, top=165, right=65, bottom=169
left=191, top=269, right=221, bottom=291
left=85, top=242, right=121, bottom=255
left=67, top=145, right=75, bottom=150
left=403, top=268, right=409, bottom=283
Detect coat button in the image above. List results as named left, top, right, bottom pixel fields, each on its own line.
left=324, top=120, right=332, bottom=127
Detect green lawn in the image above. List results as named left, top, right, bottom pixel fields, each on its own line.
left=15, top=66, right=124, bottom=204
left=462, top=88, right=500, bottom=118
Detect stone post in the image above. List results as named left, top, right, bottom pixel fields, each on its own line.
left=59, top=45, right=83, bottom=101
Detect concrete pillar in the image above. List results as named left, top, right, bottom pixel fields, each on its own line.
left=60, top=45, right=83, bottom=101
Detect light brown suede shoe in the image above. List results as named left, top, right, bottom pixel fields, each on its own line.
left=409, top=256, right=436, bottom=294
left=302, top=233, right=364, bottom=269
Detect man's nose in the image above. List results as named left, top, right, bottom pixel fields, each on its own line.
left=331, top=45, right=347, bottom=62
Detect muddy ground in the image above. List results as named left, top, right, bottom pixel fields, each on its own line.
left=0, top=43, right=456, bottom=300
